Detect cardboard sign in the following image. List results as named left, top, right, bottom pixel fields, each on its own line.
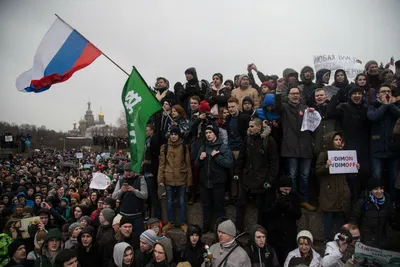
left=301, top=109, right=321, bottom=132
left=10, top=216, right=41, bottom=239
left=328, top=150, right=358, bottom=174
left=89, top=172, right=111, bottom=190
left=5, top=135, right=13, bottom=142
left=75, top=153, right=83, bottom=159
left=313, top=54, right=364, bottom=83
left=354, top=242, right=400, bottom=266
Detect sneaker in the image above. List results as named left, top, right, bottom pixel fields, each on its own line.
left=301, top=202, right=316, bottom=211
left=180, top=224, right=188, bottom=233
left=162, top=222, right=174, bottom=232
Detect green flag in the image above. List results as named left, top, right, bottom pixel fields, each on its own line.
left=122, top=67, right=162, bottom=172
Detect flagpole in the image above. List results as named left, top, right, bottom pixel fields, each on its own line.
left=55, top=14, right=174, bottom=121
left=55, top=14, right=129, bottom=76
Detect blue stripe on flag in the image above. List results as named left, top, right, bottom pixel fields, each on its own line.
left=44, top=30, right=88, bottom=76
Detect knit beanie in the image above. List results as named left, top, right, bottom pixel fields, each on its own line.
left=349, top=86, right=363, bottom=96
left=140, top=229, right=157, bottom=247
left=101, top=208, right=116, bottom=223
left=103, top=197, right=115, bottom=209
left=70, top=192, right=80, bottom=202
left=297, top=230, right=313, bottom=243
left=68, top=222, right=81, bottom=233
left=365, top=60, right=378, bottom=71
left=79, top=215, right=92, bottom=225
left=242, top=96, right=254, bottom=106
left=204, top=124, right=219, bottom=136
left=261, top=81, right=274, bottom=90
left=368, top=178, right=384, bottom=191
left=238, top=74, right=249, bottom=86
left=120, top=216, right=133, bottom=227
left=169, top=126, right=181, bottom=137
left=113, top=214, right=122, bottom=226
left=279, top=175, right=293, bottom=188
left=217, top=219, right=236, bottom=237
left=8, top=239, right=24, bottom=257
left=198, top=100, right=211, bottom=113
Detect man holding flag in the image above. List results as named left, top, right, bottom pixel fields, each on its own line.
left=111, top=67, right=163, bottom=234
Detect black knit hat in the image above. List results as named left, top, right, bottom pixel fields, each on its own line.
left=8, top=239, right=24, bottom=257
left=204, top=124, right=219, bottom=136
left=169, top=126, right=181, bottom=137
left=349, top=86, right=363, bottom=96
left=120, top=216, right=133, bottom=227
left=55, top=249, right=77, bottom=266
left=279, top=175, right=293, bottom=188
left=395, top=60, right=400, bottom=69
left=368, top=178, right=384, bottom=191
left=187, top=224, right=202, bottom=238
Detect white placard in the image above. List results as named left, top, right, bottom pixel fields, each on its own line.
left=328, top=150, right=358, bottom=174
left=301, top=109, right=322, bottom=132
left=354, top=242, right=400, bottom=266
left=313, top=54, right=364, bottom=83
left=89, top=172, right=111, bottom=190
left=75, top=153, right=83, bottom=159
left=5, top=135, right=13, bottom=142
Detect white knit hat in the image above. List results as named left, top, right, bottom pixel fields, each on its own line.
left=297, top=230, right=313, bottom=244
left=112, top=214, right=122, bottom=226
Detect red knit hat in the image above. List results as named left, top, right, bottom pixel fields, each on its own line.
left=261, top=81, right=274, bottom=89
left=198, top=100, right=210, bottom=113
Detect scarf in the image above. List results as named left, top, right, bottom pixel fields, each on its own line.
left=369, top=192, right=385, bottom=208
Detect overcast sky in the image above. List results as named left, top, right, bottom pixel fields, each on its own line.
left=1, top=0, right=399, bottom=132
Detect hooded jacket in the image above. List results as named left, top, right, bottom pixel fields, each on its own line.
left=34, top=229, right=63, bottom=267
left=254, top=94, right=280, bottom=122
left=147, top=238, right=175, bottom=267
left=76, top=226, right=101, bottom=267
left=201, top=239, right=251, bottom=267
left=158, top=139, right=193, bottom=187
left=243, top=225, right=280, bottom=267
left=196, top=138, right=233, bottom=188
left=316, top=69, right=331, bottom=88
left=109, top=242, right=134, bottom=267
left=299, top=66, right=317, bottom=104
left=332, top=69, right=353, bottom=103
left=316, top=131, right=351, bottom=212
left=280, top=68, right=299, bottom=103
left=235, top=128, right=279, bottom=193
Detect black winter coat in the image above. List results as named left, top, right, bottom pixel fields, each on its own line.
left=204, top=86, right=231, bottom=109
left=142, top=135, right=160, bottom=176
left=235, top=133, right=279, bottom=193
left=177, top=242, right=206, bottom=267
left=275, top=93, right=314, bottom=158
left=76, top=244, right=101, bottom=267
left=312, top=101, right=337, bottom=156
left=327, top=94, right=370, bottom=176
left=135, top=249, right=154, bottom=267
left=349, top=192, right=399, bottom=249
left=195, top=139, right=233, bottom=189
left=226, top=112, right=251, bottom=145
left=263, top=190, right=302, bottom=249
left=367, top=101, right=400, bottom=158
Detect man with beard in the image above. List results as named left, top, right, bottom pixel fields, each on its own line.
left=275, top=86, right=316, bottom=211
left=234, top=118, right=279, bottom=232
left=298, top=66, right=317, bottom=105
left=367, top=84, right=400, bottom=203
left=364, top=60, right=382, bottom=89
left=280, top=68, right=299, bottom=103
left=174, top=68, right=209, bottom=117
left=328, top=87, right=370, bottom=203
left=154, top=77, right=176, bottom=104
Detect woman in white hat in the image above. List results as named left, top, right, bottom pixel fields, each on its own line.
left=283, top=230, right=321, bottom=267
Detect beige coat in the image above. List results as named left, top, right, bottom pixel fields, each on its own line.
left=158, top=139, right=192, bottom=187
left=231, top=87, right=261, bottom=109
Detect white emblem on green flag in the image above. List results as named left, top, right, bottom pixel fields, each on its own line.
left=122, top=67, right=162, bottom=172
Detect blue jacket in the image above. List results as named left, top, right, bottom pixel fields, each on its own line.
left=367, top=100, right=400, bottom=158
left=255, top=94, right=280, bottom=122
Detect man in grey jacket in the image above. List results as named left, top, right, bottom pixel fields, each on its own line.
left=202, top=220, right=251, bottom=267
left=112, top=162, right=148, bottom=234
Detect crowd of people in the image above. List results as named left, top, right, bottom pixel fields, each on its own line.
left=1, top=60, right=400, bottom=267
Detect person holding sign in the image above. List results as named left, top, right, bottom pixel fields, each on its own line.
left=316, top=131, right=353, bottom=242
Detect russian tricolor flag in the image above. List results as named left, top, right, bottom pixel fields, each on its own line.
left=16, top=18, right=101, bottom=93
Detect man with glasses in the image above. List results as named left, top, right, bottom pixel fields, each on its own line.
left=367, top=84, right=400, bottom=204
left=275, top=85, right=316, bottom=211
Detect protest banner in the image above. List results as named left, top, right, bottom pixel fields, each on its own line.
left=10, top=216, right=41, bottom=239
left=101, top=152, right=110, bottom=159
left=75, top=152, right=83, bottom=159
left=354, top=242, right=400, bottom=266
left=90, top=172, right=111, bottom=190
left=327, top=150, right=358, bottom=174
left=313, top=54, right=364, bottom=83
left=5, top=135, right=13, bottom=142
left=301, top=109, right=321, bottom=132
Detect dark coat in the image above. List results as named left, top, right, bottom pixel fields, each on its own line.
left=263, top=190, right=302, bottom=249
left=188, top=114, right=217, bottom=160
left=102, top=234, right=140, bottom=267
left=312, top=100, right=337, bottom=156
left=204, top=86, right=231, bottom=109
left=195, top=138, right=233, bottom=189
left=226, top=112, right=251, bottom=144
left=135, top=249, right=154, bottom=267
left=97, top=223, right=115, bottom=258
left=177, top=242, right=206, bottom=267
left=349, top=191, right=399, bottom=249
left=235, top=133, right=279, bottom=193
left=316, top=131, right=351, bottom=212
left=75, top=244, right=101, bottom=267
left=327, top=94, right=370, bottom=176
left=275, top=93, right=314, bottom=158
left=367, top=100, right=400, bottom=158
left=142, top=134, right=160, bottom=176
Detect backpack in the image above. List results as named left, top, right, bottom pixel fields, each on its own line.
left=164, top=143, right=187, bottom=160
left=0, top=233, right=13, bottom=267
